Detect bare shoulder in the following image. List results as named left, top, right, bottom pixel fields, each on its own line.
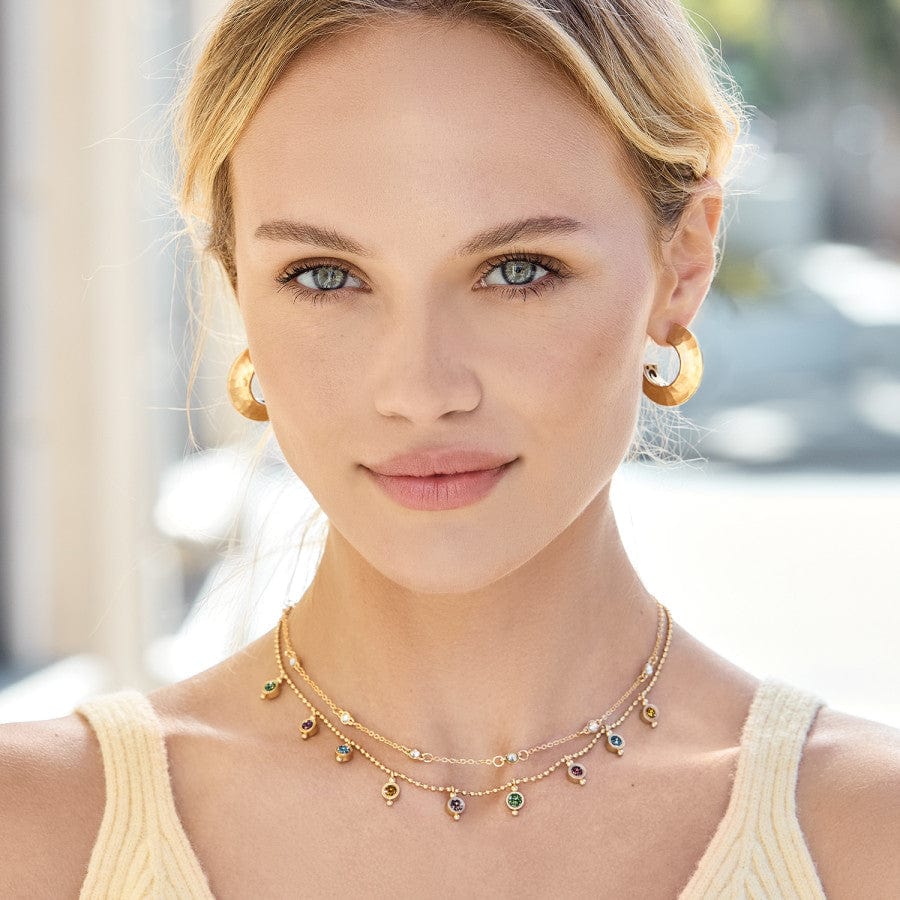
left=797, top=703, right=900, bottom=897
left=0, top=711, right=105, bottom=898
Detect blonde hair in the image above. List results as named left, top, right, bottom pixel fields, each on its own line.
left=169, top=1, right=750, bottom=618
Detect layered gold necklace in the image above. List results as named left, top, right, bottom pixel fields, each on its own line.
left=261, top=598, right=672, bottom=819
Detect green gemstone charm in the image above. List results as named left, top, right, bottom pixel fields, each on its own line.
left=260, top=677, right=283, bottom=700
left=505, top=788, right=525, bottom=816
left=641, top=699, right=659, bottom=727
left=382, top=779, right=400, bottom=806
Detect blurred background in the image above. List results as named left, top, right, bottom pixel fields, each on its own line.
left=0, top=0, right=898, bottom=725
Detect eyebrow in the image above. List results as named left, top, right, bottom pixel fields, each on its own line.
left=253, top=214, right=590, bottom=258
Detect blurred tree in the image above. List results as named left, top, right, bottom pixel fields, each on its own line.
left=827, top=0, right=900, bottom=86
left=681, top=0, right=782, bottom=110
left=683, top=0, right=900, bottom=110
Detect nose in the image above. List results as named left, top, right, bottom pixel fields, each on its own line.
left=372, top=297, right=481, bottom=422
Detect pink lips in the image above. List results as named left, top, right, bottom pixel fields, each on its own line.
left=363, top=447, right=517, bottom=511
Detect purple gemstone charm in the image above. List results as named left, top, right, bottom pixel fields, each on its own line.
left=446, top=793, right=466, bottom=820
left=566, top=761, right=587, bottom=785
left=298, top=715, right=318, bottom=739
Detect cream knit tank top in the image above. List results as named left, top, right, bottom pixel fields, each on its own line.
left=74, top=676, right=827, bottom=898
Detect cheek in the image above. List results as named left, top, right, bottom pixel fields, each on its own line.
left=242, top=311, right=364, bottom=481
left=522, top=281, right=649, bottom=470
left=244, top=302, right=349, bottom=408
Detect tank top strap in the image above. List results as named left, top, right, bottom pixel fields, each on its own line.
left=679, top=676, right=828, bottom=898
left=734, top=676, right=826, bottom=822
left=75, top=689, right=214, bottom=899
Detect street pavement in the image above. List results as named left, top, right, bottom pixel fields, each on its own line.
left=611, top=461, right=900, bottom=727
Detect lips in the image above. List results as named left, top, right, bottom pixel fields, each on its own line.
left=366, top=446, right=517, bottom=477
left=364, top=459, right=515, bottom=511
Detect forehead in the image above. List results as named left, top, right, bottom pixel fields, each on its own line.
left=230, top=16, right=646, bottom=253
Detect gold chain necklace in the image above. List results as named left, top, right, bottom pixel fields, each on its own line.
left=260, top=597, right=673, bottom=819
left=275, top=600, right=668, bottom=766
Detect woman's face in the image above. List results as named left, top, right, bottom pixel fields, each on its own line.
left=230, top=17, right=671, bottom=591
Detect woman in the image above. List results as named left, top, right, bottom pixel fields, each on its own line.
left=2, top=1, right=898, bottom=897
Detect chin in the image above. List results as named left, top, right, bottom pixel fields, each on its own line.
left=351, top=528, right=529, bottom=596
left=377, top=569, right=502, bottom=597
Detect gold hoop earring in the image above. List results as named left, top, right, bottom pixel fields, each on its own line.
left=227, top=347, right=269, bottom=421
left=642, top=322, right=703, bottom=407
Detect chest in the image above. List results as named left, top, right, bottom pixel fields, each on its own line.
left=175, top=745, right=739, bottom=899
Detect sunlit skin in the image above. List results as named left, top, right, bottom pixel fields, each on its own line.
left=229, top=16, right=723, bottom=793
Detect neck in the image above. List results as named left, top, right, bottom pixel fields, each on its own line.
left=284, top=485, right=664, bottom=792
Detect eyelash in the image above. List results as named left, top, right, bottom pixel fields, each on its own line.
left=273, top=250, right=568, bottom=306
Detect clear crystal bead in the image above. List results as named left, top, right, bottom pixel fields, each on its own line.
left=340, top=712, right=351, bottom=724
left=507, top=752, right=518, bottom=763
left=588, top=720, right=600, bottom=733
left=644, top=663, right=654, bottom=676
left=410, top=749, right=421, bottom=759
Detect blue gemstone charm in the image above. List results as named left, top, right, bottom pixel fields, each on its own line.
left=606, top=731, right=625, bottom=755
left=335, top=743, right=353, bottom=763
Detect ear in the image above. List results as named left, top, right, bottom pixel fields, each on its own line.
left=646, top=177, right=723, bottom=347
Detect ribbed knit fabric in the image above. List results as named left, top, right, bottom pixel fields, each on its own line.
left=74, top=676, right=826, bottom=898
left=678, top=676, right=827, bottom=898
left=75, top=690, right=214, bottom=899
